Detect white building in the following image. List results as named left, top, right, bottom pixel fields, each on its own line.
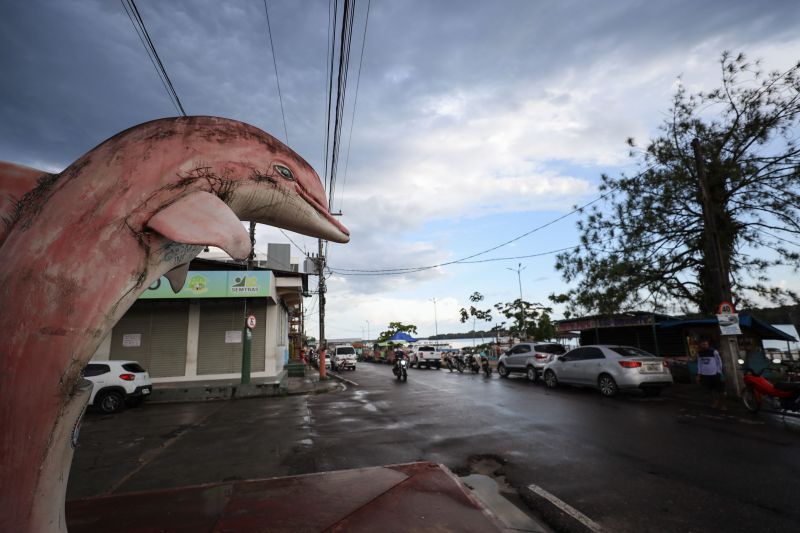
left=90, top=257, right=307, bottom=386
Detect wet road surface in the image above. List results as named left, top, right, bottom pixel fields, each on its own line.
left=69, top=363, right=800, bottom=532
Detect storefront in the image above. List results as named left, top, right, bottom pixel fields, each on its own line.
left=556, top=312, right=797, bottom=381
left=91, top=263, right=302, bottom=385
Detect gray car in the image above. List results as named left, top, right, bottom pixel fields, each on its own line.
left=542, top=345, right=673, bottom=397
left=497, top=342, right=568, bottom=381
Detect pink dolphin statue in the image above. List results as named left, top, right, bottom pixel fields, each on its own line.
left=0, top=116, right=349, bottom=532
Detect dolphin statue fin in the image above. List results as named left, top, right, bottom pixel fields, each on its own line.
left=164, top=262, right=191, bottom=293
left=147, top=191, right=252, bottom=260
left=0, top=162, right=49, bottom=245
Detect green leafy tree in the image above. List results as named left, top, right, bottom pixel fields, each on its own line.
left=376, top=322, right=418, bottom=343
left=494, top=299, right=554, bottom=340
left=553, top=52, right=800, bottom=315
left=459, top=292, right=493, bottom=333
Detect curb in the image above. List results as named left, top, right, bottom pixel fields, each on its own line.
left=520, top=484, right=603, bottom=533
left=328, top=372, right=359, bottom=387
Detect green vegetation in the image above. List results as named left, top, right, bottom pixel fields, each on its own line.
left=553, top=52, right=800, bottom=316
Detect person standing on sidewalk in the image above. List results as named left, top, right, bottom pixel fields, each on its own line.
left=696, top=338, right=726, bottom=410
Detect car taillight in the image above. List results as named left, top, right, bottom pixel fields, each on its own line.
left=662, top=360, right=669, bottom=367
left=119, top=373, right=135, bottom=381
left=618, top=361, right=642, bottom=368
left=535, top=354, right=547, bottom=360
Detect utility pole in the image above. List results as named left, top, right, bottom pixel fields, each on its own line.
left=507, top=263, right=526, bottom=341
left=693, top=138, right=742, bottom=396
left=430, top=298, right=439, bottom=338
left=366, top=320, right=370, bottom=343
left=317, top=238, right=327, bottom=379
left=241, top=222, right=257, bottom=385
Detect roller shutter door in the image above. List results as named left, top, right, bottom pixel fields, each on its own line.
left=110, top=300, right=189, bottom=378
left=197, top=299, right=267, bottom=375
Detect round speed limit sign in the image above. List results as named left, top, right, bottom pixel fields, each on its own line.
left=246, top=314, right=257, bottom=329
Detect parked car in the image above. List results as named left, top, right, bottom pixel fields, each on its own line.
left=333, top=345, right=358, bottom=370
left=409, top=345, right=441, bottom=369
left=542, top=345, right=673, bottom=397
left=82, top=360, right=153, bottom=414
left=497, top=342, right=568, bottom=381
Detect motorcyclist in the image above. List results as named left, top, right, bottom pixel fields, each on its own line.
left=393, top=348, right=406, bottom=371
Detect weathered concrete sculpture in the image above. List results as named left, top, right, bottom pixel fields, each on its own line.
left=0, top=116, right=349, bottom=532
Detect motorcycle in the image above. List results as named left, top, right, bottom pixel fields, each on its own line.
left=740, top=358, right=800, bottom=414
left=480, top=354, right=491, bottom=376
left=393, top=357, right=408, bottom=382
left=467, top=354, right=481, bottom=373
left=446, top=353, right=465, bottom=373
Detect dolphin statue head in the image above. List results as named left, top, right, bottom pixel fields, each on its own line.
left=0, top=116, right=348, bottom=532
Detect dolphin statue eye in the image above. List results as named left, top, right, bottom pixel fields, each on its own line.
left=275, top=164, right=294, bottom=181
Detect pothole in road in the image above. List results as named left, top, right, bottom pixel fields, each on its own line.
left=455, top=454, right=549, bottom=532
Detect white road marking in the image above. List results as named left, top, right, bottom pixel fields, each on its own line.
left=330, top=372, right=359, bottom=387
left=526, top=483, right=603, bottom=532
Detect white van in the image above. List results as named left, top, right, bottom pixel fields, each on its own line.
left=333, top=345, right=358, bottom=371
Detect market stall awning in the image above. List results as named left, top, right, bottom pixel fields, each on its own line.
left=387, top=331, right=417, bottom=343
left=659, top=313, right=797, bottom=342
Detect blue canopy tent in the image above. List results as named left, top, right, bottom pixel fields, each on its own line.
left=387, top=331, right=417, bottom=343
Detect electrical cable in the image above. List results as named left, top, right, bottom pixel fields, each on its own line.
left=337, top=0, right=370, bottom=212
left=262, top=0, right=289, bottom=145
left=121, top=0, right=186, bottom=116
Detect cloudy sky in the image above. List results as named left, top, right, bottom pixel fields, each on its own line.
left=2, top=0, right=799, bottom=340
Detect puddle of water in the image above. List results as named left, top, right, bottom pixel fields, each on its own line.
left=362, top=403, right=378, bottom=413
left=297, top=438, right=313, bottom=446
left=460, top=474, right=545, bottom=532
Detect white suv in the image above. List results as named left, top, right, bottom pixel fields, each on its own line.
left=333, top=345, right=357, bottom=371
left=83, top=360, right=153, bottom=414
left=497, top=343, right=567, bottom=381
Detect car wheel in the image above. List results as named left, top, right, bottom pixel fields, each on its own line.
left=497, top=364, right=509, bottom=378
left=97, top=390, right=125, bottom=414
left=435, top=363, right=441, bottom=370
left=643, top=388, right=661, bottom=397
left=544, top=370, right=558, bottom=388
left=598, top=374, right=619, bottom=397
left=526, top=366, right=537, bottom=382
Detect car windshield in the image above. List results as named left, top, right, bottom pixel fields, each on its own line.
left=122, top=363, right=146, bottom=372
left=337, top=347, right=356, bottom=355
left=609, top=346, right=656, bottom=358
left=418, top=346, right=435, bottom=351
left=535, top=344, right=567, bottom=355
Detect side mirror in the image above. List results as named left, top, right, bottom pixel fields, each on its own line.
left=504, top=350, right=510, bottom=355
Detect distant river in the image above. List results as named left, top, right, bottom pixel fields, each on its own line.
left=417, top=337, right=510, bottom=349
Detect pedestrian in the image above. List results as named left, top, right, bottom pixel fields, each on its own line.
left=696, top=338, right=726, bottom=410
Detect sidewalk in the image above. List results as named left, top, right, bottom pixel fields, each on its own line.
left=66, top=462, right=507, bottom=533
left=664, top=381, right=745, bottom=412
left=149, top=365, right=343, bottom=403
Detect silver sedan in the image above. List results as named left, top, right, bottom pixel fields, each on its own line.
left=542, top=345, right=673, bottom=397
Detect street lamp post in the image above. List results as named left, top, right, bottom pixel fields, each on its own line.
left=506, top=263, right=526, bottom=341
left=430, top=298, right=438, bottom=338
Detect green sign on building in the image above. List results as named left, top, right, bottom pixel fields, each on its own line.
left=140, top=271, right=272, bottom=299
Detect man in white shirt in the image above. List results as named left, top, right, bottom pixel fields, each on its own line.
left=696, top=338, right=726, bottom=410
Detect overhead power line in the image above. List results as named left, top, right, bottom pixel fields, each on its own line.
left=262, top=0, right=289, bottom=145
left=337, top=0, right=371, bottom=212
left=121, top=0, right=186, bottom=116
left=327, top=0, right=357, bottom=207
left=329, top=188, right=618, bottom=274
left=328, top=164, right=657, bottom=275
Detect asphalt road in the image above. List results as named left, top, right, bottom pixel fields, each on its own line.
left=69, top=363, right=800, bottom=532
